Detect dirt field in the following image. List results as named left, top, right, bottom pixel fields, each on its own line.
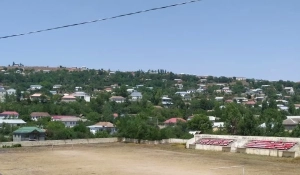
left=0, top=143, right=300, bottom=175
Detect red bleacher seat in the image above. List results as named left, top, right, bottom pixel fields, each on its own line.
left=196, top=138, right=234, bottom=146
left=245, top=140, right=296, bottom=150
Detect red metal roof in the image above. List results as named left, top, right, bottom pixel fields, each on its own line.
left=0, top=111, right=19, bottom=115
left=164, top=117, right=186, bottom=124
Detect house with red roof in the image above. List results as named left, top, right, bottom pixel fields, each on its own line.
left=0, top=111, right=19, bottom=119
left=164, top=118, right=186, bottom=125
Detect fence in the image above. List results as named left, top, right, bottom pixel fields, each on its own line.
left=0, top=138, right=188, bottom=147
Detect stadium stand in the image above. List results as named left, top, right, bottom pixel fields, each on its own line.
left=245, top=140, right=296, bottom=150
left=196, top=138, right=234, bottom=146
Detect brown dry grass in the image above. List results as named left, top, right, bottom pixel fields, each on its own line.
left=0, top=143, right=300, bottom=175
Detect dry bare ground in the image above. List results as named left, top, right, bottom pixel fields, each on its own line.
left=0, top=143, right=300, bottom=175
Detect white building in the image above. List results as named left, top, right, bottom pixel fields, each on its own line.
left=0, top=119, right=26, bottom=127
left=6, top=88, right=16, bottom=95
left=87, top=122, right=116, bottom=134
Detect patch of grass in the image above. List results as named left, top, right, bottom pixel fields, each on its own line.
left=2, top=144, right=22, bottom=148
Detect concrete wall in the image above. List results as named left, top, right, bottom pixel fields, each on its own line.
left=120, top=138, right=188, bottom=144
left=0, top=138, right=188, bottom=148
left=187, top=134, right=300, bottom=158
left=0, top=138, right=118, bottom=147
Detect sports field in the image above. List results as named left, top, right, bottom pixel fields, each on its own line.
left=0, top=143, right=299, bottom=175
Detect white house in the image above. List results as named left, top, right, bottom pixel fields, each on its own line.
left=0, top=119, right=26, bottom=127
left=175, top=91, right=188, bottom=97
left=6, top=88, right=16, bottom=95
left=53, top=84, right=62, bottom=89
left=72, top=91, right=91, bottom=102
left=215, top=97, right=224, bottom=101
left=30, top=85, right=43, bottom=90
left=87, top=122, right=116, bottom=134
left=130, top=91, right=142, bottom=101
left=162, top=96, right=173, bottom=108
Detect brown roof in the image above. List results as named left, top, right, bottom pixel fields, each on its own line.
left=30, top=112, right=50, bottom=117
left=94, top=122, right=115, bottom=127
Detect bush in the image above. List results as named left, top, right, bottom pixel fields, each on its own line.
left=2, top=144, right=22, bottom=148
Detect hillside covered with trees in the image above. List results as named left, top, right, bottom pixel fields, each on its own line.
left=1, top=67, right=300, bottom=142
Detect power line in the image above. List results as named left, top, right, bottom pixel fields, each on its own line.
left=0, top=0, right=201, bottom=40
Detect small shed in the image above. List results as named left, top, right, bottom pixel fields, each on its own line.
left=13, top=127, right=46, bottom=142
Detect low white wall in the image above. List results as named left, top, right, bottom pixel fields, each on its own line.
left=0, top=138, right=118, bottom=147
left=120, top=138, right=188, bottom=144
left=187, top=134, right=300, bottom=158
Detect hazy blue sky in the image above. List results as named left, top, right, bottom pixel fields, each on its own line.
left=0, top=0, right=299, bottom=81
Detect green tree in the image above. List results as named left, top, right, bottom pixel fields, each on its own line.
left=187, top=114, right=212, bottom=133
left=223, top=103, right=243, bottom=135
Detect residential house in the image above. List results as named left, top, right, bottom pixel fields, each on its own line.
left=6, top=88, right=16, bottom=95
left=136, top=85, right=144, bottom=89
left=225, top=99, right=233, bottom=103
left=29, top=85, right=43, bottom=90
left=175, top=91, right=188, bottom=97
left=284, top=87, right=295, bottom=95
left=110, top=84, right=118, bottom=89
left=52, top=115, right=85, bottom=128
left=61, top=94, right=77, bottom=102
left=215, top=97, right=224, bottom=101
left=0, top=119, right=26, bottom=127
left=164, top=118, right=186, bottom=125
left=233, top=97, right=248, bottom=103
left=279, top=106, right=289, bottom=111
left=49, top=91, right=57, bottom=95
left=222, top=87, right=232, bottom=94
left=276, top=100, right=289, bottom=105
left=162, top=96, right=173, bottom=108
left=244, top=101, right=256, bottom=107
left=200, top=79, right=207, bottom=83
left=183, top=94, right=192, bottom=101
left=174, top=79, right=182, bottom=83
left=255, top=96, right=265, bottom=101
left=236, top=77, right=246, bottom=81
left=87, top=122, right=116, bottom=134
left=75, top=86, right=82, bottom=91
left=187, top=89, right=196, bottom=94
left=30, top=93, right=42, bottom=101
left=105, top=87, right=112, bottom=92
left=53, top=84, right=62, bottom=89
left=283, top=116, right=300, bottom=131
left=0, top=111, right=19, bottom=119
left=30, top=112, right=50, bottom=121
left=13, top=127, right=45, bottom=142
left=72, top=91, right=91, bottom=102
left=110, top=96, right=125, bottom=103
left=0, top=87, right=5, bottom=102
left=295, top=104, right=300, bottom=110
left=129, top=91, right=142, bottom=101
left=213, top=122, right=224, bottom=131
left=175, top=84, right=183, bottom=90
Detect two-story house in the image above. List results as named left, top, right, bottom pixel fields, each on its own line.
left=0, top=111, right=19, bottom=119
